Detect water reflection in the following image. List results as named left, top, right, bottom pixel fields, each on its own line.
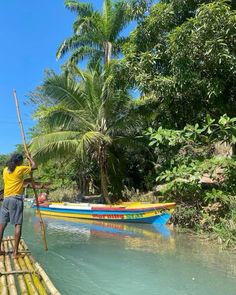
left=32, top=213, right=236, bottom=279
left=33, top=215, right=176, bottom=254
left=25, top=210, right=236, bottom=295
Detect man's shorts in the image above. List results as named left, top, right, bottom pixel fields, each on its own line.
left=0, top=196, right=24, bottom=225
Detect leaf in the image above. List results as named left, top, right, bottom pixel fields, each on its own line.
left=232, top=135, right=236, bottom=144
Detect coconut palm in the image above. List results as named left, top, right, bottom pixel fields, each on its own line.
left=30, top=66, right=140, bottom=203
left=56, top=0, right=151, bottom=66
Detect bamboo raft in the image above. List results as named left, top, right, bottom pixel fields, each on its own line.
left=0, top=236, right=60, bottom=294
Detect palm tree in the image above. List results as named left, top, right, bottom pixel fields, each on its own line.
left=56, top=0, right=151, bottom=66
left=30, top=67, right=140, bottom=203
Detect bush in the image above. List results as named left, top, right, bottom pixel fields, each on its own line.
left=48, top=187, right=78, bottom=202
left=146, top=115, right=236, bottom=247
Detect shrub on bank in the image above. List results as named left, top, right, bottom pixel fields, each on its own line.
left=146, top=115, right=236, bottom=247
left=48, top=187, right=78, bottom=202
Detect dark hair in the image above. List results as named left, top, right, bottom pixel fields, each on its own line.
left=7, top=153, right=24, bottom=172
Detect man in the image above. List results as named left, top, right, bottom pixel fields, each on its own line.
left=0, top=153, right=37, bottom=258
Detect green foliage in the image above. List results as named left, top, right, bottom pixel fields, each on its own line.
left=48, top=187, right=78, bottom=202
left=212, top=210, right=236, bottom=247
left=0, top=154, right=8, bottom=188
left=169, top=1, right=236, bottom=116
left=147, top=114, right=236, bottom=147
left=124, top=0, right=236, bottom=126
left=148, top=115, right=236, bottom=201
left=172, top=205, right=202, bottom=228
left=36, top=158, right=80, bottom=190
left=147, top=113, right=236, bottom=246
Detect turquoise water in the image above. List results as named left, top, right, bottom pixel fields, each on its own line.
left=4, top=209, right=236, bottom=295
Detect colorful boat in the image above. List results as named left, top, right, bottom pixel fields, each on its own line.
left=34, top=202, right=175, bottom=225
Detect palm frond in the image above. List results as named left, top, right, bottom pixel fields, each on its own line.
left=102, top=0, right=113, bottom=37
left=87, top=53, right=102, bottom=70
left=35, top=104, right=97, bottom=131
left=110, top=1, right=130, bottom=40
left=42, top=73, right=87, bottom=110
left=73, top=15, right=96, bottom=35
left=65, top=0, right=93, bottom=16
left=30, top=131, right=81, bottom=162
left=68, top=46, right=102, bottom=65
left=76, top=131, right=112, bottom=158
left=57, top=36, right=77, bottom=60
left=56, top=35, right=94, bottom=60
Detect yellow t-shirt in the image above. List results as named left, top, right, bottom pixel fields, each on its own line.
left=3, top=166, right=31, bottom=197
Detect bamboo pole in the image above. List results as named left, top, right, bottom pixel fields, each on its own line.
left=19, top=240, right=29, bottom=252
left=23, top=256, right=47, bottom=295
left=17, top=242, right=40, bottom=295
left=0, top=270, right=35, bottom=276
left=3, top=240, right=18, bottom=295
left=18, top=257, right=39, bottom=295
left=0, top=244, right=8, bottom=295
left=20, top=240, right=61, bottom=295
left=33, top=262, right=61, bottom=295
left=20, top=241, right=60, bottom=295
left=19, top=241, right=47, bottom=293
left=8, top=238, right=28, bottom=295
left=16, top=241, right=39, bottom=295
left=13, top=89, right=48, bottom=251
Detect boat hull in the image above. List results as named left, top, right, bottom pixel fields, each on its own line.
left=34, top=202, right=175, bottom=225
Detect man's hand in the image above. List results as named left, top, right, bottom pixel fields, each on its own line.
left=25, top=152, right=37, bottom=170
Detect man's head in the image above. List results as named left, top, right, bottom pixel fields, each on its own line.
left=7, top=153, right=24, bottom=172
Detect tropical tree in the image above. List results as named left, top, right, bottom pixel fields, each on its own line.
left=29, top=66, right=141, bottom=203
left=57, top=0, right=152, bottom=66
left=124, top=0, right=236, bottom=127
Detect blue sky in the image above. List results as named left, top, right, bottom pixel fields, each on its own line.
left=0, top=0, right=105, bottom=155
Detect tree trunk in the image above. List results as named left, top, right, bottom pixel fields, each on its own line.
left=100, top=161, right=110, bottom=204
left=82, top=176, right=86, bottom=195
left=104, top=41, right=112, bottom=65
left=99, top=145, right=110, bottom=204
left=76, top=177, right=83, bottom=196
left=84, top=177, right=89, bottom=195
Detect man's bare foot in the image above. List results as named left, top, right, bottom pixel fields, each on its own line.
left=0, top=250, right=5, bottom=255
left=13, top=253, right=25, bottom=259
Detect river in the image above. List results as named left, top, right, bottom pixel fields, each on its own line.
left=4, top=209, right=236, bottom=295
